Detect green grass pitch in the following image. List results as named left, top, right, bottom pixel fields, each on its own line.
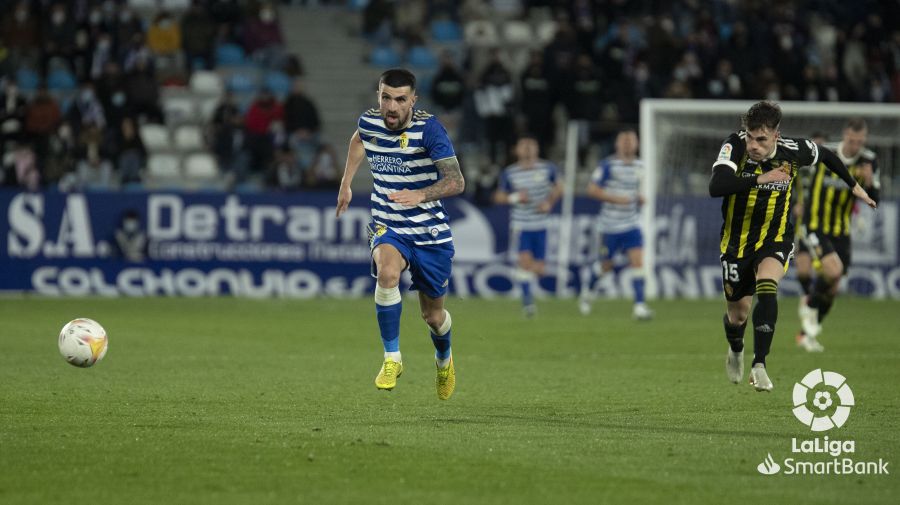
left=1, top=296, right=898, bottom=504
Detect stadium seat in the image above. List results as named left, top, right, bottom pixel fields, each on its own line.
left=15, top=68, right=39, bottom=92
left=183, top=153, right=219, bottom=180
left=263, top=72, right=292, bottom=99
left=503, top=20, right=534, bottom=46
left=162, top=95, right=197, bottom=125
left=216, top=44, right=246, bottom=67
left=431, top=20, right=462, bottom=42
left=161, top=0, right=190, bottom=11
left=536, top=20, right=558, bottom=45
left=464, top=20, right=500, bottom=47
left=190, top=71, right=225, bottom=97
left=173, top=125, right=205, bottom=151
left=147, top=153, right=182, bottom=179
left=139, top=124, right=171, bottom=152
left=225, top=71, right=260, bottom=94
left=407, top=46, right=438, bottom=70
left=198, top=96, right=220, bottom=123
left=47, top=69, right=77, bottom=91
left=370, top=46, right=401, bottom=67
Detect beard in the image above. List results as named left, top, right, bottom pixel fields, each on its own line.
left=382, top=110, right=408, bottom=131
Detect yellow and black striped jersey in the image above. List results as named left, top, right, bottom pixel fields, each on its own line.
left=713, top=132, right=818, bottom=258
left=802, top=142, right=879, bottom=238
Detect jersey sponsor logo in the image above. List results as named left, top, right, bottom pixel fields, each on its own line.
left=374, top=223, right=388, bottom=237
left=718, top=143, right=733, bottom=161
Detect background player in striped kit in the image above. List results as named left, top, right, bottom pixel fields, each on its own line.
left=579, top=129, right=653, bottom=321
left=708, top=101, right=875, bottom=392
left=493, top=136, right=562, bottom=317
left=335, top=69, right=465, bottom=400
left=794, top=118, right=880, bottom=352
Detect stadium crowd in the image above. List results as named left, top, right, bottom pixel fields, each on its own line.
left=1, top=0, right=898, bottom=192
left=0, top=0, right=335, bottom=192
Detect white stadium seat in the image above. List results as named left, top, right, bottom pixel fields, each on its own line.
left=139, top=124, right=170, bottom=152
left=183, top=153, right=220, bottom=180
left=147, top=153, right=182, bottom=179
left=174, top=125, right=205, bottom=151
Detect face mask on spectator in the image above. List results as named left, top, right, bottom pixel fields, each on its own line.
left=80, top=89, right=95, bottom=102
left=120, top=11, right=132, bottom=22
left=15, top=9, right=28, bottom=22
left=159, top=18, right=172, bottom=29
left=52, top=11, right=66, bottom=25
left=123, top=219, right=139, bottom=233
left=76, top=31, right=88, bottom=47
left=98, top=39, right=111, bottom=51
left=90, top=11, right=102, bottom=25
left=260, top=9, right=275, bottom=22
left=112, top=92, right=126, bottom=107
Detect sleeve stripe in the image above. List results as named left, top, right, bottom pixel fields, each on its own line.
left=713, top=160, right=738, bottom=172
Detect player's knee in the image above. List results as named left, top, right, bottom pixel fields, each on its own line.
left=376, top=268, right=401, bottom=288
left=421, top=308, right=443, bottom=328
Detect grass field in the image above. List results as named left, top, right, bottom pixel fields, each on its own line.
left=1, top=296, right=898, bottom=504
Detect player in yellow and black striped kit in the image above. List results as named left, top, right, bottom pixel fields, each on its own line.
left=794, top=118, right=880, bottom=352
left=708, top=102, right=876, bottom=392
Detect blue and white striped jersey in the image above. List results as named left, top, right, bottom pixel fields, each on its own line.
left=591, top=156, right=643, bottom=233
left=358, top=108, right=456, bottom=245
left=499, top=160, right=558, bottom=230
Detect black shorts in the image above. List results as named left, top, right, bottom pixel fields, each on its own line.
left=798, top=231, right=851, bottom=274
left=720, top=241, right=794, bottom=302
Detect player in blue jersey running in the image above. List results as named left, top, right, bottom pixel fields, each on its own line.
left=335, top=69, right=465, bottom=400
left=578, top=129, right=653, bottom=320
left=494, top=136, right=562, bottom=316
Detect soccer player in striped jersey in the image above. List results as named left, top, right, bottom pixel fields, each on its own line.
left=578, top=129, right=653, bottom=320
left=795, top=118, right=880, bottom=352
left=493, top=136, right=562, bottom=317
left=335, top=69, right=465, bottom=400
left=709, top=101, right=875, bottom=392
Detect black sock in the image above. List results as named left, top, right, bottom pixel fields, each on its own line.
left=808, top=277, right=833, bottom=310
left=798, top=274, right=812, bottom=296
left=723, top=314, right=746, bottom=352
left=752, top=279, right=779, bottom=366
left=818, top=296, right=834, bottom=323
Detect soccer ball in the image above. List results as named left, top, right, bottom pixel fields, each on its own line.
left=58, top=318, right=108, bottom=368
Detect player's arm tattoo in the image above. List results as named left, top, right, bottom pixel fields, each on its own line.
left=421, top=157, right=465, bottom=202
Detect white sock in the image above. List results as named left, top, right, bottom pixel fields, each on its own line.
left=436, top=354, right=451, bottom=368
left=384, top=351, right=402, bottom=362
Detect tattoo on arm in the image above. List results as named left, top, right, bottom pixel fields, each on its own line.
left=421, top=157, right=465, bottom=202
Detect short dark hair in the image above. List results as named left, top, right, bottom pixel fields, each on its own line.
left=742, top=101, right=782, bottom=131
left=845, top=117, right=867, bottom=132
left=379, top=68, right=416, bottom=91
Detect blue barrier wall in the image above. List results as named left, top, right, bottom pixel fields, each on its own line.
left=2, top=190, right=898, bottom=298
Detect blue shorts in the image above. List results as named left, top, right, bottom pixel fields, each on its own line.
left=602, top=228, right=643, bottom=260
left=517, top=229, right=547, bottom=260
left=371, top=226, right=455, bottom=299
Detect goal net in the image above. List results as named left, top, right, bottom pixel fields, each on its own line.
left=639, top=100, right=900, bottom=299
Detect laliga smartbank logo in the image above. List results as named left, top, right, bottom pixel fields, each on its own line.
left=756, top=369, right=890, bottom=476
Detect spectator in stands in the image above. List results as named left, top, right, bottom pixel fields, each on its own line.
left=209, top=0, right=244, bottom=44
left=41, top=3, right=77, bottom=78
left=282, top=53, right=305, bottom=78
left=211, top=92, right=251, bottom=185
left=115, top=118, right=145, bottom=185
left=244, top=88, right=283, bottom=174
left=122, top=33, right=154, bottom=73
left=306, top=142, right=340, bottom=189
left=519, top=50, right=556, bottom=156
left=708, top=59, right=744, bottom=99
left=362, top=0, right=394, bottom=43
left=43, top=123, right=77, bottom=188
left=112, top=7, right=144, bottom=59
left=90, top=32, right=116, bottom=80
left=71, top=124, right=114, bottom=190
left=432, top=50, right=466, bottom=114
left=1, top=1, right=39, bottom=70
left=243, top=2, right=286, bottom=68
left=474, top=49, right=515, bottom=166
left=147, top=11, right=183, bottom=72
left=115, top=209, right=147, bottom=262
left=12, top=144, right=39, bottom=191
left=283, top=79, right=321, bottom=169
left=0, top=80, right=28, bottom=145
left=181, top=2, right=217, bottom=71
left=24, top=86, right=62, bottom=164
left=124, top=57, right=163, bottom=124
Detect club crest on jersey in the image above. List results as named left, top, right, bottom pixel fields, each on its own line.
left=724, top=283, right=734, bottom=298
left=399, top=132, right=408, bottom=150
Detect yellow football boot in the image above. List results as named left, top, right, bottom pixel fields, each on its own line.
left=436, top=357, right=455, bottom=400
left=375, top=358, right=403, bottom=390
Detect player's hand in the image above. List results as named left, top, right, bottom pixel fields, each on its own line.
left=792, top=202, right=804, bottom=220
left=388, top=189, right=426, bottom=207
left=757, top=168, right=791, bottom=185
left=537, top=200, right=551, bottom=213
left=336, top=185, right=352, bottom=217
left=852, top=184, right=877, bottom=209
